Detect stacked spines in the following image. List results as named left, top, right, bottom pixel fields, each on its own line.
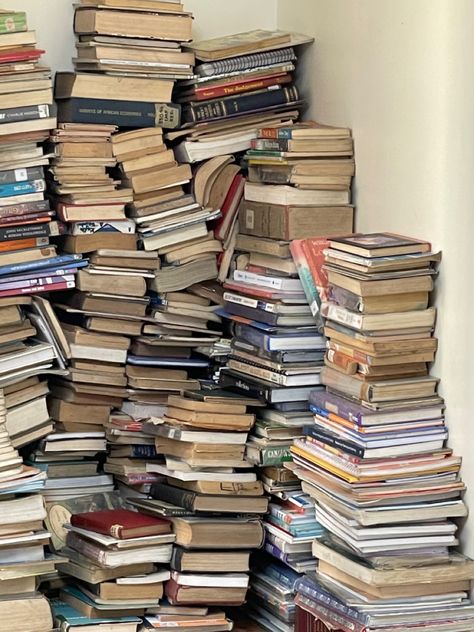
left=290, top=233, right=474, bottom=630
left=135, top=389, right=267, bottom=611
left=58, top=507, right=174, bottom=621
left=171, top=31, right=314, bottom=163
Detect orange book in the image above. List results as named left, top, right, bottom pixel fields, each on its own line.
left=0, top=237, right=49, bottom=252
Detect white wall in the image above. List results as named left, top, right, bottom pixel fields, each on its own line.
left=278, top=0, right=474, bottom=554
left=5, top=0, right=278, bottom=72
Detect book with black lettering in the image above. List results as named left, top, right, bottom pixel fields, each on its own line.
left=182, top=85, right=300, bottom=123
left=57, top=98, right=181, bottom=129
left=0, top=103, right=56, bottom=124
left=303, top=424, right=364, bottom=458
left=0, top=221, right=60, bottom=242
left=231, top=338, right=325, bottom=365
left=0, top=166, right=45, bottom=186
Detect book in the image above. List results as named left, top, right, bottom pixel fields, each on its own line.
left=183, top=85, right=300, bottom=123
left=171, top=517, right=264, bottom=549
left=171, top=548, right=250, bottom=573
left=240, top=200, right=354, bottom=240
left=71, top=509, right=171, bottom=539
left=258, top=121, right=352, bottom=139
left=190, top=30, right=292, bottom=61
left=195, top=47, right=297, bottom=77
left=329, top=233, right=431, bottom=257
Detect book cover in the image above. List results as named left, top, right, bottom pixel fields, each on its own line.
left=71, top=508, right=171, bottom=539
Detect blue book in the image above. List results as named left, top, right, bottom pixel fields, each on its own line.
left=0, top=261, right=87, bottom=285
left=51, top=598, right=140, bottom=626
left=0, top=254, right=83, bottom=278
left=0, top=179, right=45, bottom=198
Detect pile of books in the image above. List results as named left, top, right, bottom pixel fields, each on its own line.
left=55, top=0, right=194, bottom=130
left=58, top=507, right=174, bottom=620
left=50, top=121, right=137, bottom=255
left=0, top=11, right=86, bottom=300
left=128, top=389, right=267, bottom=608
left=171, top=30, right=314, bottom=162
left=289, top=233, right=474, bottom=630
left=242, top=121, right=355, bottom=243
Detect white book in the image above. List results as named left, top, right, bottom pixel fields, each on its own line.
left=146, top=463, right=256, bottom=482
left=69, top=343, right=127, bottom=364
left=155, top=424, right=248, bottom=445
left=116, top=570, right=170, bottom=585
left=171, top=572, right=249, bottom=588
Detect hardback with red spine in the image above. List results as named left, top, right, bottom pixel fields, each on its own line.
left=71, top=508, right=171, bottom=539
left=192, top=73, right=292, bottom=101
left=213, top=173, right=245, bottom=241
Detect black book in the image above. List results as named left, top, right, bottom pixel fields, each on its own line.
left=0, top=221, right=59, bottom=243
left=57, top=98, right=181, bottom=129
left=231, top=338, right=325, bottom=365
left=219, top=368, right=314, bottom=404
left=0, top=103, right=56, bottom=125
left=0, top=166, right=44, bottom=186
left=183, top=85, right=299, bottom=123
left=303, top=424, right=364, bottom=458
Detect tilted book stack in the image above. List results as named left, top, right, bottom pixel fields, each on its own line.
left=133, top=389, right=267, bottom=612
left=170, top=30, right=313, bottom=163
left=57, top=507, right=174, bottom=622
left=289, top=233, right=474, bottom=631
left=213, top=119, right=354, bottom=632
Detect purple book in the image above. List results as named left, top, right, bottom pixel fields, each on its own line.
left=0, top=273, right=75, bottom=292
left=309, top=390, right=445, bottom=426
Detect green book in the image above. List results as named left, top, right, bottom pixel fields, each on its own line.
left=0, top=10, right=27, bottom=34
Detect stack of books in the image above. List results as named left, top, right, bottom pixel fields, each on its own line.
left=58, top=508, right=174, bottom=619
left=172, top=30, right=314, bottom=162
left=288, top=233, right=474, bottom=630
left=56, top=0, right=194, bottom=129
left=242, top=122, right=355, bottom=243
left=247, top=559, right=301, bottom=632
left=131, top=389, right=267, bottom=607
left=49, top=122, right=137, bottom=254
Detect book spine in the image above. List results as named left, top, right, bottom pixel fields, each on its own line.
left=0, top=103, right=53, bottom=124
left=0, top=236, right=49, bottom=252
left=0, top=273, right=75, bottom=291
left=219, top=369, right=270, bottom=401
left=258, top=126, right=294, bottom=139
left=0, top=221, right=57, bottom=242
left=225, top=301, right=278, bottom=326
left=322, top=303, right=363, bottom=330
left=0, top=279, right=75, bottom=298
left=196, top=48, right=296, bottom=77
left=0, top=199, right=50, bottom=218
left=58, top=98, right=181, bottom=129
left=0, top=12, right=27, bottom=34
left=252, top=138, right=291, bottom=151
left=66, top=532, right=106, bottom=565
left=303, top=239, right=330, bottom=302
left=320, top=367, right=364, bottom=401
left=326, top=350, right=358, bottom=374
left=264, top=541, right=289, bottom=563
left=0, top=254, right=81, bottom=277
left=150, top=483, right=196, bottom=511
left=130, top=444, right=158, bottom=458
left=229, top=358, right=284, bottom=386
left=0, top=179, right=46, bottom=199
left=0, top=166, right=44, bottom=186
left=194, top=74, right=291, bottom=101
left=303, top=425, right=364, bottom=458
left=234, top=323, right=269, bottom=351
left=183, top=85, right=299, bottom=123
left=248, top=165, right=292, bottom=185
left=309, top=391, right=365, bottom=425
left=290, top=240, right=323, bottom=319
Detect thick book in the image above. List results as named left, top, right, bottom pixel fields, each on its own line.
left=0, top=199, right=50, bottom=218
left=0, top=220, right=59, bottom=243
left=183, top=85, right=299, bottom=123
left=190, top=30, right=292, bottom=61
left=240, top=200, right=354, bottom=240
left=171, top=547, right=251, bottom=573
left=150, top=482, right=268, bottom=514
left=71, top=509, right=171, bottom=539
left=219, top=368, right=319, bottom=404
left=58, top=98, right=181, bottom=129
left=186, top=74, right=292, bottom=101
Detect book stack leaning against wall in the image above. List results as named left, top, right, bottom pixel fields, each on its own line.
left=289, top=233, right=474, bottom=631
left=215, top=120, right=354, bottom=632
left=170, top=29, right=313, bottom=163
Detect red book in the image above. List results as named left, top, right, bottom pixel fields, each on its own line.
left=0, top=49, right=44, bottom=64
left=193, top=73, right=292, bottom=101
left=71, top=509, right=171, bottom=540
left=213, top=173, right=245, bottom=242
